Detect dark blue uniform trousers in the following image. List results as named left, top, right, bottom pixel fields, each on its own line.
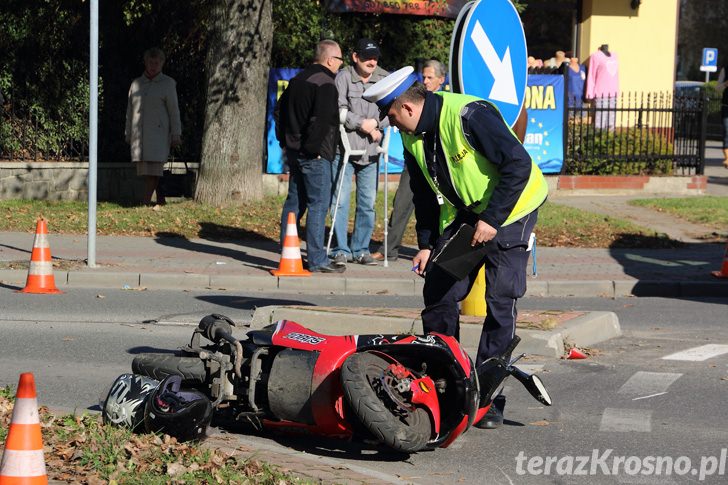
left=421, top=211, right=538, bottom=367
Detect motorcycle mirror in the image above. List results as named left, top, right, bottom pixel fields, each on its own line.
left=528, top=375, right=552, bottom=406
left=509, top=366, right=552, bottom=406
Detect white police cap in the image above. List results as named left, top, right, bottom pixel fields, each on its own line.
left=363, top=66, right=418, bottom=109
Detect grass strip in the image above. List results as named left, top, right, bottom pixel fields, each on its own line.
left=0, top=195, right=676, bottom=248
left=630, top=196, right=728, bottom=231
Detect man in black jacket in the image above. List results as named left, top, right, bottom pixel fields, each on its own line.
left=276, top=40, right=345, bottom=273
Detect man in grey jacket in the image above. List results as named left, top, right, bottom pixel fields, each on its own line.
left=330, top=39, right=389, bottom=266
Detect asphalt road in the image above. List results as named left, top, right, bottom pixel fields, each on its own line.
left=1, top=288, right=728, bottom=484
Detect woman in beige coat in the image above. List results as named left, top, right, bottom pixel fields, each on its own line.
left=125, top=47, right=182, bottom=205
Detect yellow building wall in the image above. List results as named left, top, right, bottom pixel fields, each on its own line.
left=579, top=0, right=679, bottom=96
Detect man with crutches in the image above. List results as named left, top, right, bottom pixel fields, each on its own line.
left=329, top=39, right=389, bottom=267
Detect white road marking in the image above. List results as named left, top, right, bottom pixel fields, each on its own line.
left=632, top=392, right=667, bottom=401
left=599, top=408, right=652, bottom=432
left=661, top=344, right=728, bottom=361
left=617, top=371, right=682, bottom=396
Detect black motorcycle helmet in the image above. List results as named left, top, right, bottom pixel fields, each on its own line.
left=143, top=375, right=213, bottom=442
left=102, top=373, right=160, bottom=431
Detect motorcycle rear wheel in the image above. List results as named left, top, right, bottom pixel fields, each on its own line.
left=131, top=354, right=207, bottom=384
left=341, top=352, right=432, bottom=453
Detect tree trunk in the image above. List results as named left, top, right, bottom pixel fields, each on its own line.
left=196, top=0, right=272, bottom=205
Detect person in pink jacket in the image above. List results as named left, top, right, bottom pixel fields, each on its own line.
left=586, top=44, right=620, bottom=130
left=125, top=47, right=182, bottom=205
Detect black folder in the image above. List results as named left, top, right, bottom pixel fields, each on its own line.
left=431, top=224, right=488, bottom=280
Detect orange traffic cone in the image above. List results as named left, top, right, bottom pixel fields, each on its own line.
left=17, top=218, right=62, bottom=294
left=566, top=348, right=588, bottom=360
left=0, top=373, right=48, bottom=485
left=271, top=212, right=311, bottom=277
left=711, top=242, right=728, bottom=278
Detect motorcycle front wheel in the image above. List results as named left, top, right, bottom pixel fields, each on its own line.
left=341, top=352, right=432, bottom=453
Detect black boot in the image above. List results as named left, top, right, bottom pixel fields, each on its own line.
left=474, top=395, right=506, bottom=429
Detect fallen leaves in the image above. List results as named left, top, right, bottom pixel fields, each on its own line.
left=0, top=391, right=299, bottom=484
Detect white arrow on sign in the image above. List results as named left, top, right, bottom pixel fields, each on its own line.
left=470, top=20, right=518, bottom=105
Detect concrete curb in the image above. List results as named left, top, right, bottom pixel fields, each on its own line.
left=2, top=269, right=726, bottom=297
left=206, top=432, right=407, bottom=485
left=250, top=306, right=622, bottom=358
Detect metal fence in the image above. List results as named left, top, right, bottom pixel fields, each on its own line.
left=565, top=91, right=707, bottom=176
left=0, top=84, right=713, bottom=176
left=0, top=102, right=89, bottom=162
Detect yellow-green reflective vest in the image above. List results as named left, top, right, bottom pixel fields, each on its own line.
left=401, top=92, right=548, bottom=233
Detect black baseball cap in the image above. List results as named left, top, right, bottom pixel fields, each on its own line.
left=355, top=38, right=380, bottom=59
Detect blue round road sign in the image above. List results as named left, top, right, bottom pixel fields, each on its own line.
left=450, top=0, right=528, bottom=127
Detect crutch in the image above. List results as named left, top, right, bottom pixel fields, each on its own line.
left=376, top=126, right=392, bottom=267
left=327, top=109, right=366, bottom=256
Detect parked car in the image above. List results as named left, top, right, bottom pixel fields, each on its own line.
left=675, top=80, right=704, bottom=96
left=673, top=81, right=722, bottom=140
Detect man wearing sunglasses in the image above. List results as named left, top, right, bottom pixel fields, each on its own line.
left=275, top=40, right=345, bottom=273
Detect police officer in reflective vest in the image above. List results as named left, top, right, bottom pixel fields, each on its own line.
left=364, top=67, right=548, bottom=429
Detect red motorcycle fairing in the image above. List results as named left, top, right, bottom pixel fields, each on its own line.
left=428, top=333, right=473, bottom=377
left=356, top=333, right=472, bottom=377
left=268, top=320, right=357, bottom=436
left=266, top=322, right=479, bottom=447
left=410, top=376, right=441, bottom=435
left=439, top=403, right=491, bottom=448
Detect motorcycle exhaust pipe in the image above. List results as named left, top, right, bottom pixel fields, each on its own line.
left=509, top=365, right=552, bottom=406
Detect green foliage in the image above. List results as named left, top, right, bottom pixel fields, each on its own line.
left=0, top=1, right=91, bottom=159
left=0, top=0, right=524, bottom=163
left=512, top=1, right=528, bottom=13
left=271, top=0, right=454, bottom=69
left=567, top=125, right=675, bottom=175
left=703, top=81, right=722, bottom=117
left=122, top=0, right=154, bottom=26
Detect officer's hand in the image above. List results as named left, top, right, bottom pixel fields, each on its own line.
left=471, top=220, right=497, bottom=246
left=412, top=249, right=431, bottom=277
left=370, top=129, right=382, bottom=142
left=360, top=118, right=378, bottom=134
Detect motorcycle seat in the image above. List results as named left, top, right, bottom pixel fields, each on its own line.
left=247, top=329, right=274, bottom=346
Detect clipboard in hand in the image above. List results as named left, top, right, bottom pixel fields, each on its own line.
left=431, top=224, right=487, bottom=280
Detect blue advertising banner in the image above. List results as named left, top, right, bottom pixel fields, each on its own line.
left=265, top=68, right=298, bottom=174
left=265, top=68, right=405, bottom=174
left=523, top=74, right=564, bottom=174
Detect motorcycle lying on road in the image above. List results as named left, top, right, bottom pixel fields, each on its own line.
left=126, top=314, right=552, bottom=453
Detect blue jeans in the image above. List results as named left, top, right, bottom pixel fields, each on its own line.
left=280, top=151, right=332, bottom=270
left=330, top=156, right=377, bottom=258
